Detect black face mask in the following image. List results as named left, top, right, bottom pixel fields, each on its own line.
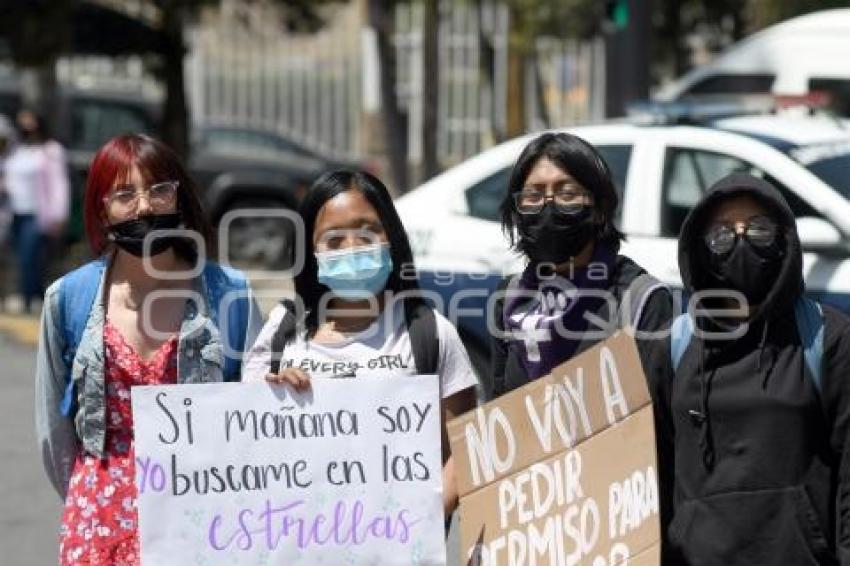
left=707, top=238, right=783, bottom=304
left=107, top=213, right=182, bottom=257
left=517, top=204, right=596, bottom=265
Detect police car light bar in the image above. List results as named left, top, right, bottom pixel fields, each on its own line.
left=627, top=96, right=776, bottom=126
left=628, top=91, right=837, bottom=126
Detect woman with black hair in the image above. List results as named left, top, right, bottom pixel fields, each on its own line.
left=243, top=170, right=478, bottom=515
left=488, top=132, right=679, bottom=561
left=489, top=132, right=674, bottom=397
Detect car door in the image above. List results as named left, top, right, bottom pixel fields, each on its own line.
left=613, top=129, right=684, bottom=288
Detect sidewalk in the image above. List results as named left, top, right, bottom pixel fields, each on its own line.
left=0, top=295, right=41, bottom=347
left=0, top=311, right=39, bottom=347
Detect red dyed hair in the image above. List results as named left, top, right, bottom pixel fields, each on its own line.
left=84, top=134, right=213, bottom=257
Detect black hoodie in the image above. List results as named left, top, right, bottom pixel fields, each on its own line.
left=660, top=174, right=850, bottom=565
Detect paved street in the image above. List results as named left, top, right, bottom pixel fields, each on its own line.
left=0, top=333, right=60, bottom=566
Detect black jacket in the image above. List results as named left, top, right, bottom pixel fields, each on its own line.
left=660, top=174, right=850, bottom=566
left=488, top=254, right=673, bottom=399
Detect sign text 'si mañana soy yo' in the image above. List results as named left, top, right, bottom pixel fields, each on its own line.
left=131, top=376, right=445, bottom=565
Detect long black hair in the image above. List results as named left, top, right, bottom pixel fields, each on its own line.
left=499, top=132, right=625, bottom=254
left=294, top=170, right=420, bottom=335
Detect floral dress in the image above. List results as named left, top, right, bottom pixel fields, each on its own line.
left=59, top=320, right=178, bottom=565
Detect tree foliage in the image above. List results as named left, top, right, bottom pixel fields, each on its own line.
left=0, top=0, right=72, bottom=66
left=748, top=0, right=850, bottom=28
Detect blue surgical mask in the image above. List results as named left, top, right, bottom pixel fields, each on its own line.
left=316, top=244, right=394, bottom=299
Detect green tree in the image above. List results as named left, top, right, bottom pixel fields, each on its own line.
left=0, top=0, right=72, bottom=124
left=652, top=0, right=847, bottom=85
left=748, top=0, right=850, bottom=28
left=653, top=0, right=748, bottom=83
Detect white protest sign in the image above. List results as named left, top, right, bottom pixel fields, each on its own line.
left=131, top=376, right=445, bottom=565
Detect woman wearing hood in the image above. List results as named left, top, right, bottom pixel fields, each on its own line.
left=662, top=173, right=850, bottom=565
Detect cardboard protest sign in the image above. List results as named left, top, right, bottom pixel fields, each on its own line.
left=448, top=332, right=660, bottom=566
left=131, top=376, right=445, bottom=565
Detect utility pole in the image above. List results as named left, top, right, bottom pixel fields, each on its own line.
left=604, top=0, right=652, bottom=118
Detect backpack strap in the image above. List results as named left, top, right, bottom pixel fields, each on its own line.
left=202, top=262, right=250, bottom=382
left=58, top=258, right=106, bottom=416
left=669, top=298, right=824, bottom=387
left=621, top=273, right=667, bottom=330
left=795, top=296, right=825, bottom=395
left=404, top=297, right=440, bottom=375
left=269, top=299, right=298, bottom=376
left=670, top=313, right=694, bottom=374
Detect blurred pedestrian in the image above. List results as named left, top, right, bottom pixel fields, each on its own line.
left=35, top=134, right=262, bottom=564
left=0, top=114, right=15, bottom=310
left=660, top=174, right=850, bottom=564
left=3, top=109, right=69, bottom=313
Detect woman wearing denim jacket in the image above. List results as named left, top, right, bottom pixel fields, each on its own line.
left=34, top=134, right=262, bottom=565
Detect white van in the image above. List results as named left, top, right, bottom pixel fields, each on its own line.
left=657, top=9, right=850, bottom=110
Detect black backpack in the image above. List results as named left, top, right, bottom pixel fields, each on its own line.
left=269, top=297, right=440, bottom=376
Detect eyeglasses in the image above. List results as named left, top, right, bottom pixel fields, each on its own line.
left=103, top=181, right=179, bottom=215
left=315, top=228, right=386, bottom=252
left=704, top=215, right=779, bottom=255
left=513, top=187, right=593, bottom=215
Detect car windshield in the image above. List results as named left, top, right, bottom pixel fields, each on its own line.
left=787, top=140, right=850, bottom=200
left=201, top=128, right=314, bottom=159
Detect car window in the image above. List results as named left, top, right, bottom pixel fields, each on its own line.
left=71, top=99, right=153, bottom=151
left=685, top=74, right=775, bottom=96
left=805, top=154, right=850, bottom=200
left=596, top=145, right=631, bottom=224
left=202, top=129, right=312, bottom=159
left=809, top=78, right=850, bottom=115
left=464, top=144, right=632, bottom=223
left=465, top=168, right=510, bottom=222
left=661, top=147, right=819, bottom=237
left=595, top=145, right=631, bottom=201
left=787, top=141, right=850, bottom=199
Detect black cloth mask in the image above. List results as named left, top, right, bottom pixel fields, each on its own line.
left=707, top=238, right=783, bottom=304
left=107, top=213, right=182, bottom=257
left=518, top=204, right=596, bottom=264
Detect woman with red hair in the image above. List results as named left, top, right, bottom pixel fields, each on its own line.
left=34, top=134, right=262, bottom=564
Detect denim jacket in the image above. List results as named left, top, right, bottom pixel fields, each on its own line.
left=34, top=257, right=263, bottom=499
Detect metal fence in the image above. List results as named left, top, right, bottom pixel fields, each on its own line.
left=394, top=1, right=605, bottom=167
left=186, top=1, right=364, bottom=162
left=186, top=0, right=605, bottom=167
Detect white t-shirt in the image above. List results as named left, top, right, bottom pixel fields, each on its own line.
left=243, top=299, right=478, bottom=399
left=4, top=145, right=44, bottom=214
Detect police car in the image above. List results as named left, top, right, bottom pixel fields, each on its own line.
left=395, top=110, right=850, bottom=370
